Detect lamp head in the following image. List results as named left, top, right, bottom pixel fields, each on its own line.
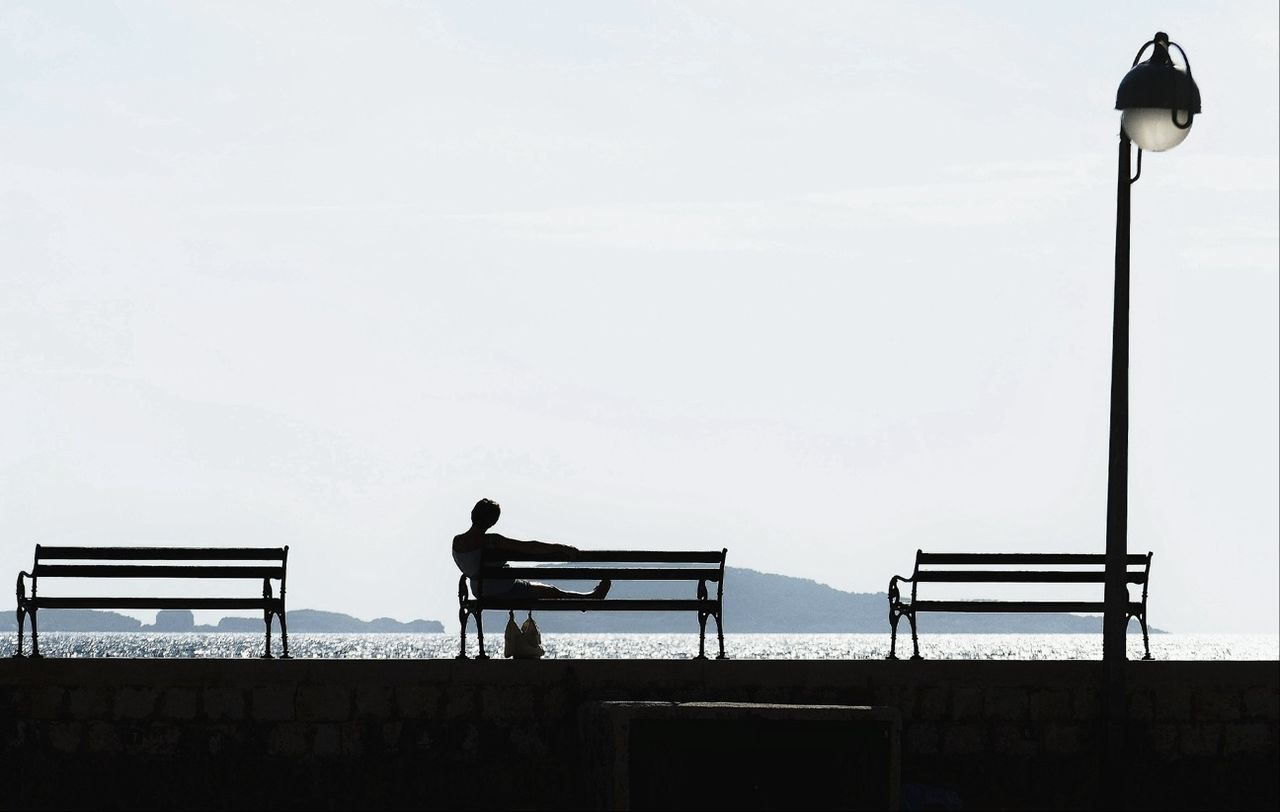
left=1115, top=32, right=1201, bottom=152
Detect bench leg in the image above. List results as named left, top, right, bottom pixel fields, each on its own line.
left=279, top=613, right=290, bottom=659
left=29, top=610, right=41, bottom=659
left=456, top=608, right=470, bottom=659
left=14, top=607, right=25, bottom=658
left=908, top=611, right=921, bottom=661
left=1138, top=613, right=1153, bottom=661
left=475, top=611, right=488, bottom=660
left=713, top=612, right=727, bottom=660
left=695, top=612, right=708, bottom=659
left=888, top=609, right=901, bottom=660
left=262, top=611, right=274, bottom=659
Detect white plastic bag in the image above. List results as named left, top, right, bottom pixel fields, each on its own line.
left=503, top=610, right=545, bottom=659
left=520, top=611, right=544, bottom=656
left=503, top=610, right=521, bottom=658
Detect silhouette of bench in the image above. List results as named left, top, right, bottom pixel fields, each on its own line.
left=458, top=548, right=728, bottom=660
left=886, top=550, right=1153, bottom=660
left=14, top=545, right=290, bottom=659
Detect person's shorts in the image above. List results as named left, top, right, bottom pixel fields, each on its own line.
left=474, top=578, right=533, bottom=598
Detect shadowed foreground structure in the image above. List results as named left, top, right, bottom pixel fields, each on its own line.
left=3, top=659, right=1276, bottom=810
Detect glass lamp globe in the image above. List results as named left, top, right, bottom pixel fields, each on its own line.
left=1121, top=108, right=1193, bottom=152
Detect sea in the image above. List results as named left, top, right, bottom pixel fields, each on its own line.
left=4, top=632, right=1277, bottom=660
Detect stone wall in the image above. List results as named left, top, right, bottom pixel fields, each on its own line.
left=2, top=659, right=1276, bottom=809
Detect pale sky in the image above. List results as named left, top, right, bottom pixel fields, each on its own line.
left=2, top=2, right=1276, bottom=634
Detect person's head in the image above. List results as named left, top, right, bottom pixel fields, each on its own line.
left=471, top=498, right=500, bottom=531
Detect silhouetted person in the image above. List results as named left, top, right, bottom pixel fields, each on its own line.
left=453, top=498, right=611, bottom=599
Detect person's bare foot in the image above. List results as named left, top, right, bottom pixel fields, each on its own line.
left=589, top=579, right=611, bottom=599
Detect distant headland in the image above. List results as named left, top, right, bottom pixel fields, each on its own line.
left=502, top=566, right=1166, bottom=634
left=3, top=566, right=1163, bottom=634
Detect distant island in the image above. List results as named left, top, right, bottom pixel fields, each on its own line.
left=0, top=608, right=443, bottom=634
left=1, top=566, right=1164, bottom=634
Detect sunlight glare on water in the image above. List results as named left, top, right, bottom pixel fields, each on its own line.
left=3, top=633, right=1276, bottom=660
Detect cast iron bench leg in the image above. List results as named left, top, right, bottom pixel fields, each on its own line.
left=887, top=608, right=900, bottom=660
left=475, top=610, right=488, bottom=660
left=714, top=612, right=727, bottom=660
left=30, top=610, right=41, bottom=659
left=279, top=613, right=290, bottom=659
left=456, top=607, right=470, bottom=659
left=696, top=611, right=708, bottom=659
left=908, top=611, right=921, bottom=661
left=14, top=607, right=25, bottom=658
left=262, top=610, right=274, bottom=659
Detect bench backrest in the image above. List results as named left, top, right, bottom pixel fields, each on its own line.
left=466, top=549, right=728, bottom=603
left=29, top=545, right=289, bottom=582
left=910, top=551, right=1151, bottom=584
left=479, top=549, right=726, bottom=584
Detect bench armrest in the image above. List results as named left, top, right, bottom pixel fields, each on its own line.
left=16, top=570, right=31, bottom=603
left=888, top=574, right=914, bottom=605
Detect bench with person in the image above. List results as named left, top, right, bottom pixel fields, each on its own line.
left=454, top=496, right=727, bottom=660
left=886, top=550, right=1154, bottom=660
left=457, top=547, right=729, bottom=660
left=15, top=545, right=290, bottom=658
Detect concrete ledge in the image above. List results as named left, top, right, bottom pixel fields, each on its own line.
left=2, top=659, right=1276, bottom=809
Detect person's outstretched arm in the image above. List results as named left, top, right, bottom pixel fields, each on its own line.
left=484, top=534, right=578, bottom=559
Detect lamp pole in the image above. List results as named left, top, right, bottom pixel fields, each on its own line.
left=1105, top=32, right=1200, bottom=664
left=1105, top=119, right=1133, bottom=664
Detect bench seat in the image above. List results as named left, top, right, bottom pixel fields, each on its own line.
left=28, top=597, right=281, bottom=610
left=910, top=600, right=1143, bottom=613
left=467, top=598, right=715, bottom=612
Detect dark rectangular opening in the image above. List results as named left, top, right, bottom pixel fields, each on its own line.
left=628, top=717, right=892, bottom=810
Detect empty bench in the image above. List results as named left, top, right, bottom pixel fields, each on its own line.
left=887, top=550, right=1153, bottom=660
left=458, top=548, right=728, bottom=659
left=15, top=545, right=291, bottom=658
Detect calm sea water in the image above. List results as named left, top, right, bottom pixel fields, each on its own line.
left=4, top=632, right=1277, bottom=660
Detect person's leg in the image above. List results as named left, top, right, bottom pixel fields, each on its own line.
left=525, top=580, right=611, bottom=599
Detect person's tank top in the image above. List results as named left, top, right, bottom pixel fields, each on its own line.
left=453, top=547, right=483, bottom=578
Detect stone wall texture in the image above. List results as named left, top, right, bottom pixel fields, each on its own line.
left=2, top=659, right=1277, bottom=809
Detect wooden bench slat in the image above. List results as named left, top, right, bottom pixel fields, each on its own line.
left=913, top=571, right=1146, bottom=584
left=33, top=565, right=285, bottom=579
left=30, top=597, right=282, bottom=610
left=35, top=547, right=287, bottom=561
left=491, top=550, right=725, bottom=563
left=479, top=567, right=721, bottom=581
left=916, top=553, right=1147, bottom=565
left=911, top=600, right=1143, bottom=613
left=464, top=599, right=716, bottom=612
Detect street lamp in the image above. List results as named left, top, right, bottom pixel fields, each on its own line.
left=1104, top=32, right=1200, bottom=663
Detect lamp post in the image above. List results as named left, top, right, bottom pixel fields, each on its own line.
left=1105, top=33, right=1201, bottom=663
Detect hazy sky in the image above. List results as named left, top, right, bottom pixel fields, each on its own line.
left=2, top=2, right=1276, bottom=634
